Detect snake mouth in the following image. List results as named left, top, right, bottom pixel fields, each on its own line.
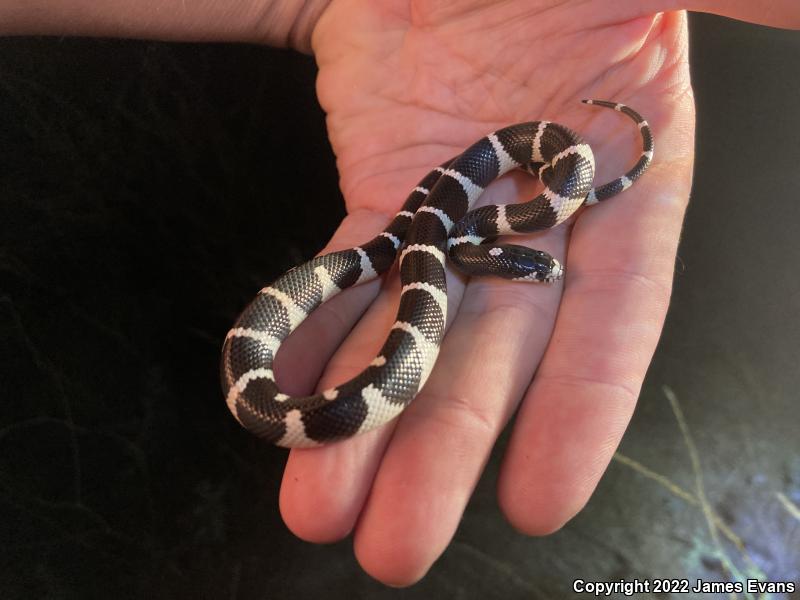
left=548, top=259, right=564, bottom=282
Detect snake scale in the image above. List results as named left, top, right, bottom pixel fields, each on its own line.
left=220, top=99, right=654, bottom=447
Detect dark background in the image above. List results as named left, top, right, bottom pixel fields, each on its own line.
left=1, top=13, right=799, bottom=600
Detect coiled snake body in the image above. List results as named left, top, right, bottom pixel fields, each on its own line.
left=221, top=100, right=654, bottom=447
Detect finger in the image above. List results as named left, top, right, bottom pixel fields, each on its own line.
left=278, top=266, right=404, bottom=543
left=350, top=175, right=569, bottom=586
left=497, top=88, right=695, bottom=534
left=272, top=208, right=392, bottom=542
left=279, top=218, right=472, bottom=543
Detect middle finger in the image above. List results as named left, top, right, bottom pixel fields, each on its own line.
left=352, top=205, right=570, bottom=586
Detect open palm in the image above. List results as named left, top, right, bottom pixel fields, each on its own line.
left=276, top=0, right=694, bottom=586
left=1, top=0, right=795, bottom=589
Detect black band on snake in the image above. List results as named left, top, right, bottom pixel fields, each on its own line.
left=220, top=100, right=654, bottom=447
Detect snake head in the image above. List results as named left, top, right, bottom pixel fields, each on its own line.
left=500, top=247, right=564, bottom=283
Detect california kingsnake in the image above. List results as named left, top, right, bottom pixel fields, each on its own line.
left=221, top=100, right=654, bottom=447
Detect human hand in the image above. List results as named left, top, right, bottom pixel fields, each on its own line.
left=276, top=0, right=694, bottom=586
left=4, top=0, right=796, bottom=587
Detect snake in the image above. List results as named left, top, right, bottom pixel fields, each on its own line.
left=220, top=99, right=654, bottom=448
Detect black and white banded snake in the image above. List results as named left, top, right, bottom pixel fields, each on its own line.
left=220, top=99, right=654, bottom=447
